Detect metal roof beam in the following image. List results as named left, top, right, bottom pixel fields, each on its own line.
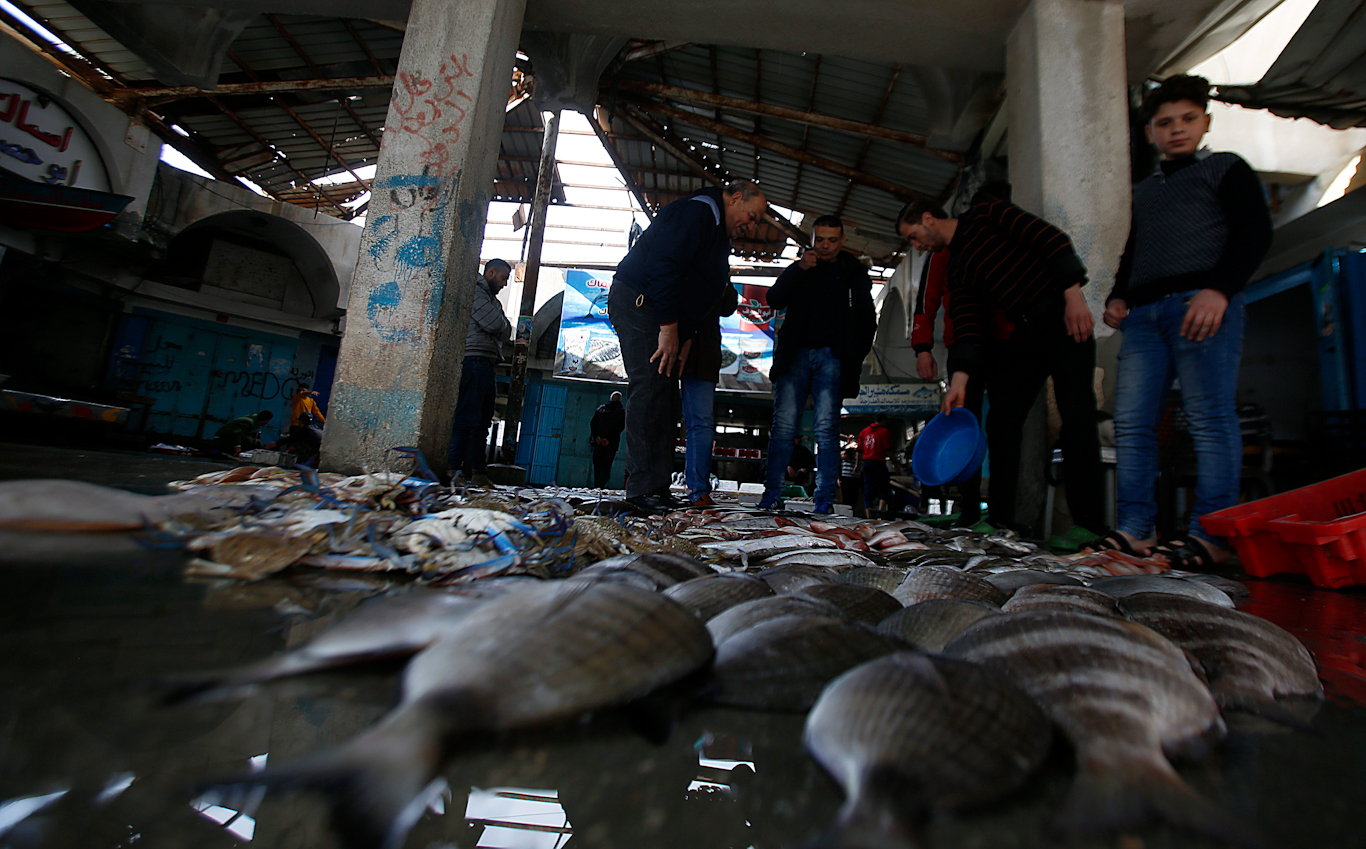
left=627, top=97, right=938, bottom=205
left=836, top=63, right=903, bottom=217
left=264, top=15, right=384, bottom=151
left=588, top=110, right=655, bottom=219
left=617, top=105, right=807, bottom=247
left=108, top=75, right=396, bottom=103
left=205, top=94, right=352, bottom=217
left=226, top=50, right=372, bottom=193
left=613, top=78, right=961, bottom=163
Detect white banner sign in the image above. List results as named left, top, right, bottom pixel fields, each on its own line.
left=842, top=382, right=941, bottom=415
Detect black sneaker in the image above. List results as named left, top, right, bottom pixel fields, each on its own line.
left=625, top=492, right=684, bottom=515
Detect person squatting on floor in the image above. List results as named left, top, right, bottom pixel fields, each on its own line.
left=759, top=215, right=877, bottom=514
left=449, top=258, right=512, bottom=487
left=1088, top=74, right=1272, bottom=567
left=589, top=391, right=626, bottom=489
left=609, top=180, right=767, bottom=514
left=897, top=195, right=1105, bottom=539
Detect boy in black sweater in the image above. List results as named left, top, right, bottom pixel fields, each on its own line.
left=1088, top=75, right=1272, bottom=566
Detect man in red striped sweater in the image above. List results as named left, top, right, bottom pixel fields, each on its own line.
left=897, top=199, right=1104, bottom=539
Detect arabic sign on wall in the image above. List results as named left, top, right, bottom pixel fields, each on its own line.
left=0, top=79, right=110, bottom=192
left=555, top=270, right=778, bottom=393
left=842, top=382, right=942, bottom=415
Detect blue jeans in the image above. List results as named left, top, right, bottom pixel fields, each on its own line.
left=764, top=347, right=842, bottom=506
left=680, top=377, right=715, bottom=500
left=1114, top=290, right=1246, bottom=545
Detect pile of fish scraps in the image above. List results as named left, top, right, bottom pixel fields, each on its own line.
left=132, top=464, right=1177, bottom=585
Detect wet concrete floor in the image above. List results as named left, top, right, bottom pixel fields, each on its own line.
left=2, top=445, right=1365, bottom=849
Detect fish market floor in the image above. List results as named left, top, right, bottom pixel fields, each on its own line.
left=1, top=446, right=1365, bottom=849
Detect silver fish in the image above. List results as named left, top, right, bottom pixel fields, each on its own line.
left=983, top=569, right=1084, bottom=596
left=877, top=599, right=1002, bottom=651
left=1002, top=584, right=1122, bottom=618
left=713, top=615, right=908, bottom=711
left=944, top=610, right=1259, bottom=847
left=165, top=588, right=503, bottom=700
left=892, top=566, right=1008, bottom=607
left=699, top=534, right=837, bottom=565
left=804, top=652, right=1052, bottom=849
left=794, top=583, right=903, bottom=625
left=1119, top=592, right=1323, bottom=718
left=758, top=549, right=878, bottom=571
left=706, top=595, right=846, bottom=645
left=1090, top=574, right=1234, bottom=608
left=838, top=565, right=911, bottom=594
left=231, top=579, right=713, bottom=849
left=662, top=573, right=774, bottom=621
left=757, top=563, right=839, bottom=594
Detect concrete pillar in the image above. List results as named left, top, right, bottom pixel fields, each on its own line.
left=1006, top=0, right=1130, bottom=534
left=320, top=0, right=526, bottom=475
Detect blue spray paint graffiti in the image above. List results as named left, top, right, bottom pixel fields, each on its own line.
left=360, top=170, right=460, bottom=345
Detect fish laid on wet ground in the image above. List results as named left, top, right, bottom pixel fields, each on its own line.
left=877, top=599, right=1001, bottom=651
left=805, top=652, right=1052, bottom=849
left=1090, top=574, right=1234, bottom=607
left=662, top=573, right=774, bottom=621
left=706, top=595, right=846, bottom=645
left=944, top=610, right=1262, bottom=847
left=757, top=563, right=838, bottom=594
left=983, top=569, right=1084, bottom=596
left=892, top=565, right=1009, bottom=607
left=837, top=565, right=910, bottom=594
left=1001, top=583, right=1122, bottom=618
left=1120, top=591, right=1323, bottom=720
left=164, top=587, right=505, bottom=700
left=212, top=578, right=714, bottom=849
left=793, top=583, right=903, bottom=625
left=713, top=615, right=908, bottom=711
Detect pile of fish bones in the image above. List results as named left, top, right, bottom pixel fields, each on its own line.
left=124, top=470, right=1322, bottom=849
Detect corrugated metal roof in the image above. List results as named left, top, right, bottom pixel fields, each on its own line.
left=4, top=4, right=964, bottom=246
left=602, top=43, right=963, bottom=259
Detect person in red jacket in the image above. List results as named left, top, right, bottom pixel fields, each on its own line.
left=910, top=249, right=1011, bottom=529
left=859, top=413, right=893, bottom=517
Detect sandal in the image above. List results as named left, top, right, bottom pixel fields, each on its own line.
left=1151, top=535, right=1227, bottom=570
left=1080, top=529, right=1145, bottom=556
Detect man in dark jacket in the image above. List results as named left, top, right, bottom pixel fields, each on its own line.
left=758, top=215, right=876, bottom=513
left=449, top=258, right=512, bottom=486
left=608, top=180, right=767, bottom=513
left=589, top=391, right=626, bottom=488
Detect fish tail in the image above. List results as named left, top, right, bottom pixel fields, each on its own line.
left=204, top=698, right=448, bottom=849
left=1054, top=753, right=1264, bottom=849
left=160, top=655, right=316, bottom=704
left=807, top=767, right=923, bottom=849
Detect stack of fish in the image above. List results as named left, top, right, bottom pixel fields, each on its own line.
left=146, top=499, right=1317, bottom=849
left=0, top=472, right=1323, bottom=847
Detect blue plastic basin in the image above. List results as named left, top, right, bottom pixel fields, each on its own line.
left=912, top=409, right=987, bottom=487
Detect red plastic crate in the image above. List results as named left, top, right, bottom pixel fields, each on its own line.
left=1202, top=468, right=1366, bottom=588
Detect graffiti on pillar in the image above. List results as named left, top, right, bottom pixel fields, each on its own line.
left=355, top=52, right=478, bottom=352
left=393, top=53, right=474, bottom=175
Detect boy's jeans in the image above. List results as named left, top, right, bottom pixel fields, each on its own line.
left=763, top=347, right=842, bottom=506
left=1114, top=290, right=1246, bottom=545
left=680, top=377, right=715, bottom=501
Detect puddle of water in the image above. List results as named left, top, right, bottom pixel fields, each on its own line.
left=2, top=555, right=1366, bottom=848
